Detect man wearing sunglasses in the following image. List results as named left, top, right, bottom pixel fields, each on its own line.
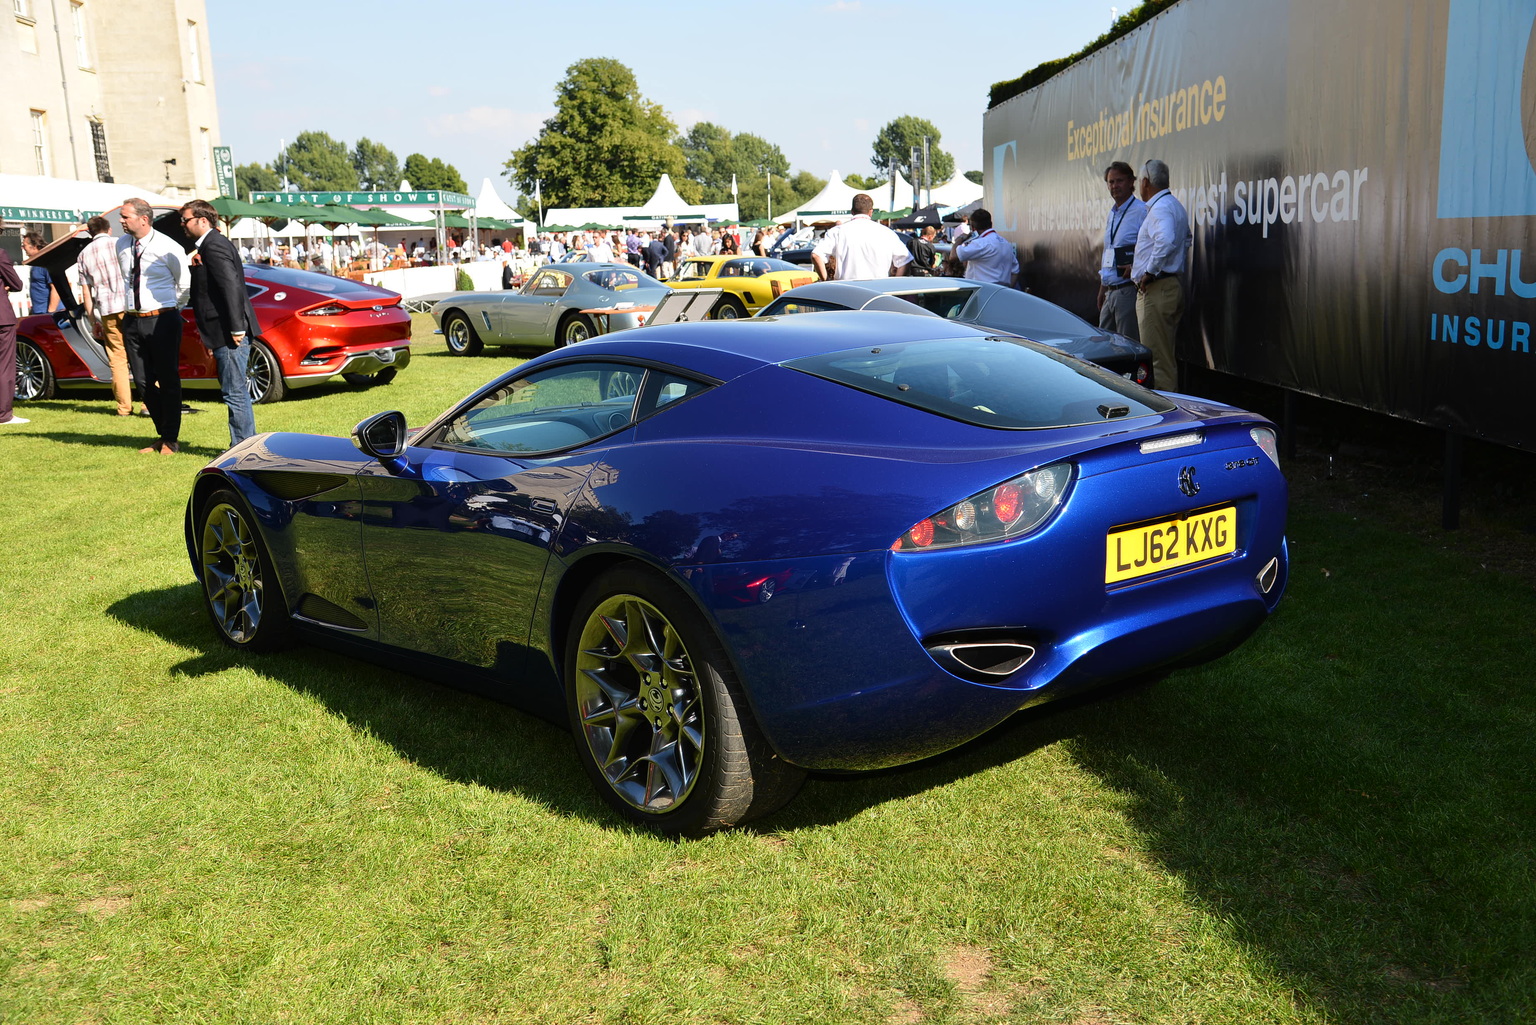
left=180, top=199, right=257, bottom=447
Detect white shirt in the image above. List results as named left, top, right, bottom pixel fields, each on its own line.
left=587, top=240, right=614, bottom=264
left=117, top=229, right=187, bottom=311
left=953, top=229, right=1019, bottom=286
left=1130, top=189, right=1191, bottom=281
left=812, top=215, right=912, bottom=280
left=1100, top=196, right=1147, bottom=287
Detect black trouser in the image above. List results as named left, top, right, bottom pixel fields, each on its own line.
left=124, top=310, right=182, bottom=444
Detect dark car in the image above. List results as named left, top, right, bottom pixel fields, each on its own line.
left=186, top=311, right=1287, bottom=836
left=757, top=277, right=1156, bottom=387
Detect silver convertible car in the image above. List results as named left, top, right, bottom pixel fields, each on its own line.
left=431, top=262, right=670, bottom=354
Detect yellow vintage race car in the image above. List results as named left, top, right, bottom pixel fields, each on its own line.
left=667, top=255, right=817, bottom=318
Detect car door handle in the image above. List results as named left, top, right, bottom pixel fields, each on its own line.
left=532, top=498, right=557, bottom=514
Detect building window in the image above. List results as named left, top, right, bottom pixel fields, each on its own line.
left=186, top=20, right=202, bottom=82
left=71, top=1, right=91, bottom=68
left=30, top=110, right=49, bottom=175
left=15, top=0, right=36, bottom=52
left=200, top=128, right=213, bottom=188
left=90, top=119, right=112, bottom=183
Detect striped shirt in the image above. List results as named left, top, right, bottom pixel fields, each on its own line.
left=76, top=233, right=127, bottom=316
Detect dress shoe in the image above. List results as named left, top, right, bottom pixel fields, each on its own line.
left=138, top=441, right=164, bottom=454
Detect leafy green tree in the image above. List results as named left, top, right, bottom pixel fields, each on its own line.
left=353, top=138, right=400, bottom=190
left=845, top=173, right=887, bottom=191
left=735, top=174, right=802, bottom=222
left=677, top=121, right=735, bottom=202
left=789, top=171, right=827, bottom=202
left=678, top=123, right=795, bottom=211
left=234, top=162, right=281, bottom=198
left=871, top=116, right=956, bottom=186
left=963, top=169, right=983, bottom=185
left=402, top=154, right=468, bottom=193
left=278, top=131, right=358, bottom=191
left=506, top=58, right=690, bottom=209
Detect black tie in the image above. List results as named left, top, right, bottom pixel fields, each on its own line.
left=131, top=239, right=142, bottom=312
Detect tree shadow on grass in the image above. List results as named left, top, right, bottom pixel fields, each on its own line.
left=1046, top=510, right=1536, bottom=1024
left=109, top=583, right=1079, bottom=837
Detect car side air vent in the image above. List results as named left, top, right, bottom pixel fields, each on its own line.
left=924, top=630, right=1037, bottom=684
left=294, top=593, right=369, bottom=632
left=248, top=471, right=349, bottom=501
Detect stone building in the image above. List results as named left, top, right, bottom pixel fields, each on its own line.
left=1, top=0, right=222, bottom=200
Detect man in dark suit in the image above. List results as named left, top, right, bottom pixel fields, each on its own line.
left=0, top=218, right=28, bottom=426
left=180, top=200, right=257, bottom=447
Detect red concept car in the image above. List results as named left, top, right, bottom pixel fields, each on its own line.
left=14, top=208, right=412, bottom=405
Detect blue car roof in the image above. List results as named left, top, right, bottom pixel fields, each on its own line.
left=562, top=310, right=996, bottom=381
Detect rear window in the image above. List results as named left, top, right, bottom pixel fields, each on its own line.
left=251, top=265, right=392, bottom=298
left=784, top=336, right=1174, bottom=429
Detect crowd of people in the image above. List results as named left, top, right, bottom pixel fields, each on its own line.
left=0, top=160, right=1194, bottom=433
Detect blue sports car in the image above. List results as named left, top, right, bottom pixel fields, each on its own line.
left=186, top=312, right=1289, bottom=835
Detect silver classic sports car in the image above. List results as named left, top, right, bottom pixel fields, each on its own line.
left=431, top=262, right=670, bottom=354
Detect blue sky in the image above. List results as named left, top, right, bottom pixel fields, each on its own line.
left=209, top=1, right=1122, bottom=199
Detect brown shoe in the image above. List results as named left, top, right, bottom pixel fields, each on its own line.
left=158, top=441, right=180, bottom=455
left=138, top=441, right=163, bottom=454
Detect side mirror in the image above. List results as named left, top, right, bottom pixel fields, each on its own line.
left=352, top=410, right=408, bottom=470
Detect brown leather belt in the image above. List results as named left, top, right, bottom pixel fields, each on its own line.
left=127, top=309, right=172, bottom=317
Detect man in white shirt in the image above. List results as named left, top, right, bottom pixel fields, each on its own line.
left=117, top=197, right=188, bottom=454
left=1096, top=161, right=1146, bottom=341
left=1131, top=158, right=1192, bottom=390
left=586, top=233, right=615, bottom=264
left=812, top=194, right=912, bottom=281
left=952, top=209, right=1019, bottom=287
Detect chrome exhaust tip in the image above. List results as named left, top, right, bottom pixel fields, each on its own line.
left=1256, top=555, right=1280, bottom=594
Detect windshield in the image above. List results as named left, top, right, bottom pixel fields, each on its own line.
left=581, top=268, right=652, bottom=292
left=252, top=265, right=394, bottom=298
left=785, top=335, right=1173, bottom=429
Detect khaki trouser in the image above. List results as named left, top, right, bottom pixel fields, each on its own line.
left=1135, top=276, right=1184, bottom=391
left=99, top=311, right=133, bottom=414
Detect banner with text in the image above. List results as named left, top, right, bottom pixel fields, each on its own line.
left=983, top=0, right=1536, bottom=451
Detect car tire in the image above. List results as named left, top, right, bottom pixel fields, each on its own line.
left=565, top=564, right=804, bottom=836
left=342, top=366, right=399, bottom=387
left=442, top=311, right=483, bottom=356
left=247, top=341, right=286, bottom=404
left=15, top=338, right=55, bottom=401
left=599, top=368, right=641, bottom=401
left=712, top=296, right=748, bottom=320
left=196, top=488, right=291, bottom=652
left=560, top=313, right=595, bottom=346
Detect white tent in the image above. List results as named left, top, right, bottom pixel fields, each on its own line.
left=780, top=169, right=984, bottom=224
left=474, top=177, right=519, bottom=220
left=543, top=173, right=738, bottom=230
left=0, top=172, right=174, bottom=224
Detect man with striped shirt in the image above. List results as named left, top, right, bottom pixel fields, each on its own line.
left=76, top=215, right=134, bottom=416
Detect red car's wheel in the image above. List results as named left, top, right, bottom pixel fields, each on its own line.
left=15, top=339, right=55, bottom=401
left=246, top=341, right=286, bottom=404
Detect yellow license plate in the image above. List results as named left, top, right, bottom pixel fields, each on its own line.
left=1105, top=506, right=1237, bottom=584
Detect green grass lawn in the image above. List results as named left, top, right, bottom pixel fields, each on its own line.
left=2, top=319, right=1532, bottom=1023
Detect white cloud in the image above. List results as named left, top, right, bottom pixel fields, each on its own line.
left=427, top=85, right=452, bottom=97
